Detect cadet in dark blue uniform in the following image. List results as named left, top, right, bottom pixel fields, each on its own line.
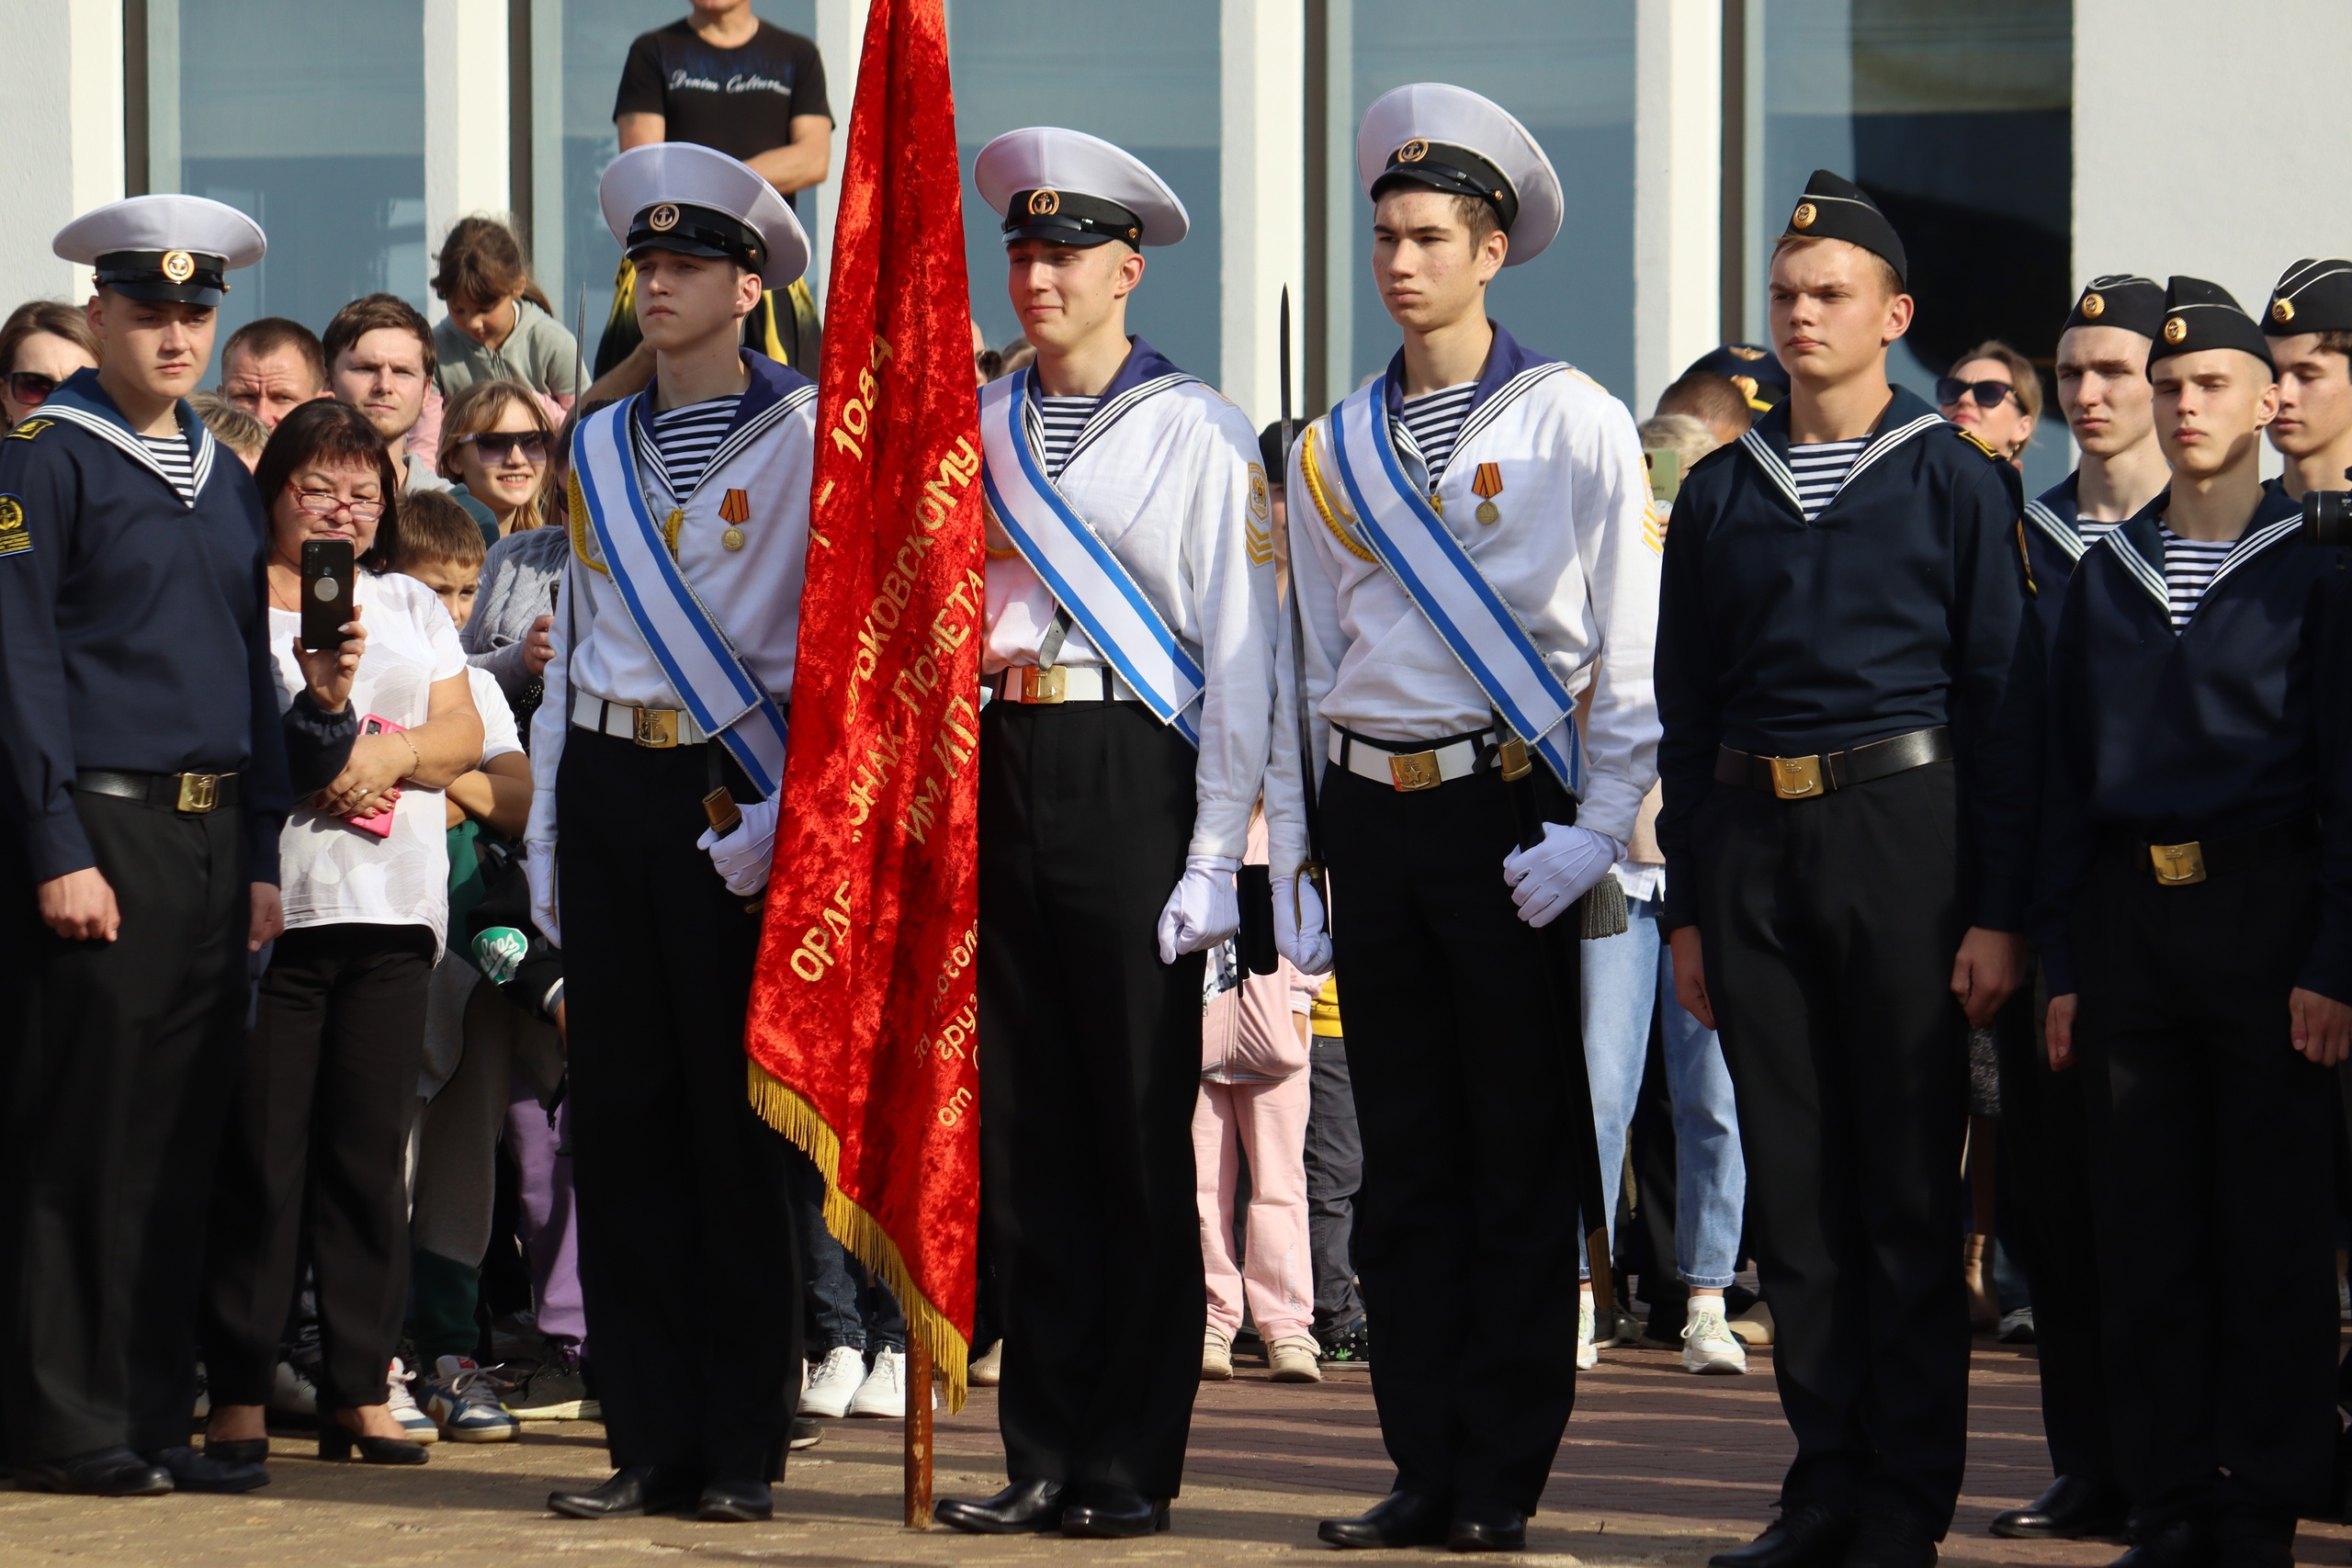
left=1657, top=172, right=2040, bottom=1568
left=2038, top=279, right=2352, bottom=1568
left=1990, top=275, right=2169, bottom=1546
left=0, top=197, right=296, bottom=1496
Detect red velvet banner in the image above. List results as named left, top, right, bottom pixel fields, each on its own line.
left=743, top=0, right=983, bottom=1405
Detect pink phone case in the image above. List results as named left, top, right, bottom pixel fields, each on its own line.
left=343, top=715, right=407, bottom=838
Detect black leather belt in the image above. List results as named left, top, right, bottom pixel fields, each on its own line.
left=1714, top=726, right=1951, bottom=801
left=2112, top=817, right=2316, bottom=887
left=74, top=767, right=241, bottom=814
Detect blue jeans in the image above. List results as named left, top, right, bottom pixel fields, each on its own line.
left=1577, top=894, right=1746, bottom=1288
left=791, top=1147, right=906, bottom=1353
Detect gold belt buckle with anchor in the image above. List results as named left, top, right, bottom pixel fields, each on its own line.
left=2149, top=840, right=2207, bottom=886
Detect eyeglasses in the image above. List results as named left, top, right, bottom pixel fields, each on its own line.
left=6, top=372, right=57, bottom=408
left=291, top=491, right=385, bottom=522
left=459, top=431, right=549, bottom=466
left=1936, top=377, right=2016, bottom=411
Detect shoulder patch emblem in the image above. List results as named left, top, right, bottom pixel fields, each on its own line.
left=0, top=493, right=29, bottom=557
left=1245, top=465, right=1274, bottom=567
left=1957, top=427, right=2005, bottom=463
left=6, top=418, right=53, bottom=442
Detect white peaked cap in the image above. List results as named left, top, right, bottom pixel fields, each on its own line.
left=975, top=127, right=1190, bottom=248
left=1355, top=83, right=1563, bottom=266
left=599, top=141, right=809, bottom=287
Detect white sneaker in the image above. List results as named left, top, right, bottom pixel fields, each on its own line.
left=1728, top=1300, right=1775, bottom=1346
left=847, top=1347, right=939, bottom=1416
left=1680, top=1303, right=1749, bottom=1375
left=1577, top=1295, right=1599, bottom=1371
left=1202, top=1326, right=1234, bottom=1381
left=386, top=1358, right=441, bottom=1443
left=798, top=1345, right=867, bottom=1418
left=969, top=1339, right=1003, bottom=1387
left=1266, top=1335, right=1323, bottom=1383
left=423, top=1354, right=519, bottom=1440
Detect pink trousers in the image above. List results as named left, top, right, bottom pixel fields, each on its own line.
left=1193, top=1072, right=1314, bottom=1343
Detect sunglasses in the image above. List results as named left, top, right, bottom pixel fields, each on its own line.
left=460, top=431, right=549, bottom=466
left=6, top=371, right=57, bottom=408
left=292, top=490, right=385, bottom=522
left=1935, top=377, right=2015, bottom=411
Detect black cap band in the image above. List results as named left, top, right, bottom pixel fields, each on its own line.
left=2062, top=275, right=2165, bottom=341
left=1001, top=189, right=1143, bottom=248
left=624, top=203, right=765, bottom=271
left=2153, top=276, right=2275, bottom=373
left=93, top=248, right=229, bottom=305
left=1370, top=140, right=1519, bottom=232
left=1780, top=171, right=1906, bottom=288
left=2265, top=258, right=2352, bottom=336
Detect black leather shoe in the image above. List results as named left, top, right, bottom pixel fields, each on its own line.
left=146, top=1445, right=266, bottom=1494
left=696, top=1477, right=773, bottom=1522
left=788, top=1416, right=824, bottom=1450
left=1450, top=1498, right=1529, bottom=1551
left=1061, top=1484, right=1170, bottom=1539
left=2213, top=1506, right=2294, bottom=1568
left=548, top=1465, right=703, bottom=1519
left=934, top=1478, right=1068, bottom=1534
left=17, top=1447, right=173, bottom=1497
left=1845, top=1509, right=1939, bottom=1568
left=1319, top=1491, right=1453, bottom=1550
left=1993, top=1477, right=2131, bottom=1540
left=203, top=1438, right=269, bottom=1467
left=2108, top=1518, right=2213, bottom=1568
left=1712, top=1505, right=1856, bottom=1568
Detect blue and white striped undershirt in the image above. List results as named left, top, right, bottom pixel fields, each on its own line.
left=1397, top=382, right=1477, bottom=485
left=650, top=395, right=741, bottom=496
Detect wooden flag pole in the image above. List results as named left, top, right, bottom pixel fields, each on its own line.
left=904, top=1334, right=933, bottom=1527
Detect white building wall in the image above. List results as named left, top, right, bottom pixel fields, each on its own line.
left=1220, top=0, right=1306, bottom=428
left=0, top=0, right=125, bottom=309
left=423, top=0, right=512, bottom=322
left=1632, top=0, right=1722, bottom=418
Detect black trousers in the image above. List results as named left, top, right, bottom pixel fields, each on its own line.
left=1320, top=760, right=1582, bottom=1516
left=0, top=793, right=247, bottom=1461
left=203, top=921, right=434, bottom=1410
left=1691, top=761, right=1970, bottom=1530
left=558, top=730, right=802, bottom=1480
left=2073, top=840, right=2338, bottom=1526
left=1994, top=977, right=2113, bottom=1487
left=978, top=701, right=1204, bottom=1499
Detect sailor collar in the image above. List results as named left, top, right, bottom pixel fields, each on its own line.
left=1736, top=385, right=1949, bottom=521
left=34, top=367, right=220, bottom=510
left=629, top=349, right=814, bottom=500
left=1379, top=321, right=1563, bottom=474
left=2098, top=483, right=2304, bottom=627
left=2024, top=470, right=2086, bottom=561
left=1017, top=334, right=1195, bottom=472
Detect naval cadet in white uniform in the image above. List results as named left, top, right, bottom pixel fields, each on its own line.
left=526, top=142, right=814, bottom=1526
left=1268, top=84, right=1661, bottom=1552
left=932, top=128, right=1278, bottom=1540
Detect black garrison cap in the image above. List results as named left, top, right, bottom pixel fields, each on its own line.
left=1779, top=170, right=1906, bottom=288
left=2063, top=275, right=2165, bottom=340
left=2153, top=276, right=2275, bottom=372
left=2264, top=258, right=2352, bottom=335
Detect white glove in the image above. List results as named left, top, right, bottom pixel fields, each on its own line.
left=696, top=797, right=781, bottom=897
left=1274, top=870, right=1334, bottom=976
left=526, top=840, right=560, bottom=947
left=1501, top=824, right=1623, bottom=930
left=1155, top=854, right=1241, bottom=964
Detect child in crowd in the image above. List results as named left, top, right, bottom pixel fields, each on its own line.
left=430, top=216, right=582, bottom=420
left=392, top=491, right=547, bottom=1443
left=437, top=378, right=556, bottom=545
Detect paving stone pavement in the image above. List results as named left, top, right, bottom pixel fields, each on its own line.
left=3, top=1341, right=2346, bottom=1565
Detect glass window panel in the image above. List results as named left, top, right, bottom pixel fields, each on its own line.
left=148, top=0, right=425, bottom=340
left=1751, top=0, right=2074, bottom=492
left=1342, top=0, right=1635, bottom=402
left=952, top=0, right=1221, bottom=385
left=552, top=2, right=820, bottom=349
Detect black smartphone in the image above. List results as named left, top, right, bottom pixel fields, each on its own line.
left=300, top=538, right=356, bottom=652
left=1236, top=863, right=1278, bottom=976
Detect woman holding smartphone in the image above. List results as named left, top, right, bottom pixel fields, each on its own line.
left=202, top=400, right=484, bottom=1467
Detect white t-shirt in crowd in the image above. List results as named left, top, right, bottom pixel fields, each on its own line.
left=269, top=570, right=469, bottom=951
left=466, top=663, right=521, bottom=764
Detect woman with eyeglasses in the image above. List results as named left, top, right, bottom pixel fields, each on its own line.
left=0, top=299, right=102, bottom=427
left=1937, top=340, right=2044, bottom=466
left=202, top=400, right=484, bottom=1469
left=436, top=378, right=555, bottom=540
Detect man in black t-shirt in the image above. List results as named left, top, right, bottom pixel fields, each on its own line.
left=591, top=0, right=832, bottom=388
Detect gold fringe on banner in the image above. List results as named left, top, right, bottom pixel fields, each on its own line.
left=747, top=1060, right=970, bottom=1411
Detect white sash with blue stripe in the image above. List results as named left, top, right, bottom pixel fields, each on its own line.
left=1324, top=381, right=1587, bottom=794
left=570, top=398, right=792, bottom=797
left=978, top=375, right=1204, bottom=745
